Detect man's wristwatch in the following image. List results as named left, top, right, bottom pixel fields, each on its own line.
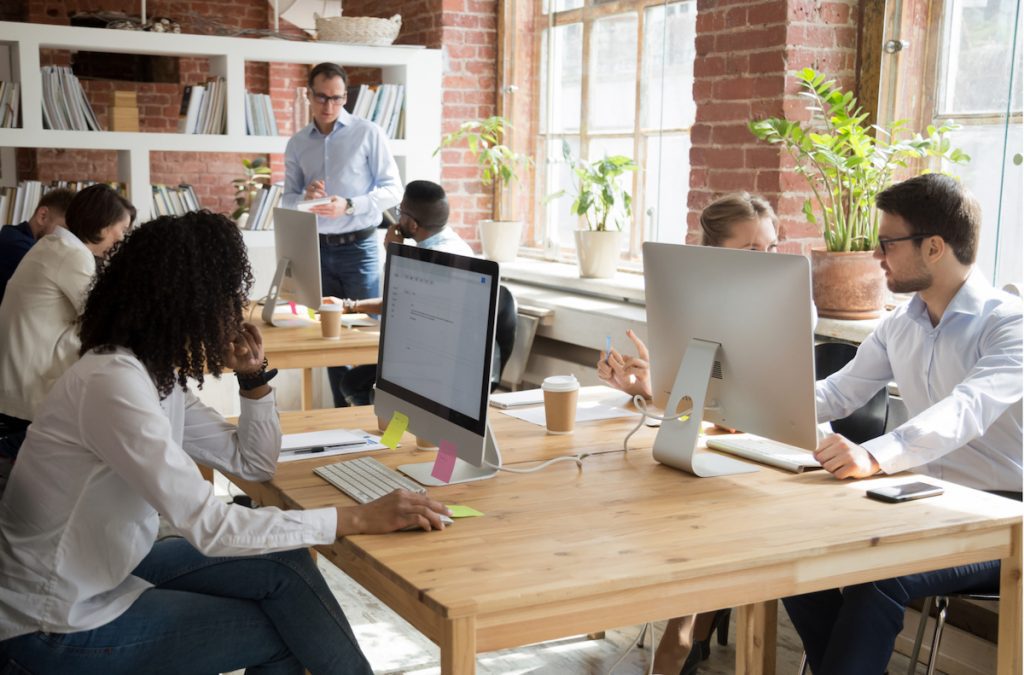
left=236, top=358, right=279, bottom=391
left=344, top=198, right=355, bottom=215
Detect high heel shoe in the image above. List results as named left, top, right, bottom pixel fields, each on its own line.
left=678, top=608, right=731, bottom=675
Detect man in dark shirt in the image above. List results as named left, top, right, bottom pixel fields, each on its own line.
left=0, top=188, right=74, bottom=304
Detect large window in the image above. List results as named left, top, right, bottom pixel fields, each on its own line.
left=935, top=0, right=1022, bottom=287
left=531, top=0, right=696, bottom=262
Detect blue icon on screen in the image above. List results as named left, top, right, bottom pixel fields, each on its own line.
left=480, top=276, right=486, bottom=283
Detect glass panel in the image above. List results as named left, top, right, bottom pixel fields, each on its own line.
left=545, top=0, right=583, bottom=12
left=544, top=137, right=581, bottom=252
left=543, top=23, right=582, bottom=133
left=586, top=136, right=636, bottom=250
left=588, top=14, right=638, bottom=132
left=642, top=2, right=697, bottom=129
left=944, top=123, right=1023, bottom=287
left=645, top=133, right=691, bottom=244
left=938, top=0, right=1023, bottom=115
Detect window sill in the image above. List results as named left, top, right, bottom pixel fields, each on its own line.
left=499, top=257, right=647, bottom=304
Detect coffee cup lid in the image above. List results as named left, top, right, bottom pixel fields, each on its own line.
left=542, top=375, right=579, bottom=392
left=319, top=303, right=343, bottom=313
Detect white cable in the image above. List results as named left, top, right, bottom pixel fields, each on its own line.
left=622, top=394, right=693, bottom=453
left=606, top=622, right=652, bottom=675
left=483, top=453, right=586, bottom=474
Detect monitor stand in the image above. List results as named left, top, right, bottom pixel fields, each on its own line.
left=262, top=257, right=314, bottom=327
left=653, top=337, right=759, bottom=477
left=398, top=424, right=501, bottom=486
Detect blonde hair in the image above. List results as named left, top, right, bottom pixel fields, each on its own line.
left=699, top=192, right=778, bottom=247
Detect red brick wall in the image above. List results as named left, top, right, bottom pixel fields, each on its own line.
left=687, top=0, right=859, bottom=254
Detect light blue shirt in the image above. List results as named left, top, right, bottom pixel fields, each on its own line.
left=419, top=227, right=474, bottom=256
left=816, top=271, right=1022, bottom=492
left=282, top=110, right=402, bottom=235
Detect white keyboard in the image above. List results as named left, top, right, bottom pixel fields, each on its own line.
left=314, top=456, right=426, bottom=504
left=705, top=434, right=822, bottom=473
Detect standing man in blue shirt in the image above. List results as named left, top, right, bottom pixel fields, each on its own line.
left=282, top=62, right=402, bottom=406
left=784, top=173, right=1022, bottom=675
left=0, top=188, right=74, bottom=304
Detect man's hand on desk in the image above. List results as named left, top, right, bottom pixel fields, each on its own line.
left=336, top=490, right=451, bottom=535
left=814, top=434, right=881, bottom=479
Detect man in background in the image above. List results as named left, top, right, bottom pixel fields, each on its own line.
left=0, top=188, right=74, bottom=303
left=282, top=61, right=402, bottom=407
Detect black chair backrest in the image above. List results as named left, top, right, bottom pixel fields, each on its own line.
left=814, top=341, right=888, bottom=444
left=491, top=285, right=518, bottom=391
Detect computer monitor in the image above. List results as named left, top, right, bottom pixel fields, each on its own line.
left=261, top=208, right=323, bottom=327
left=643, top=242, right=818, bottom=477
left=373, top=243, right=502, bottom=485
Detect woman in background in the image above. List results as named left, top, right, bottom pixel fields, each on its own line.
left=598, top=192, right=780, bottom=675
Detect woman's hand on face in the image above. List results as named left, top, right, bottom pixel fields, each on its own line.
left=224, top=322, right=265, bottom=375
left=596, top=329, right=653, bottom=400
left=337, top=490, right=451, bottom=535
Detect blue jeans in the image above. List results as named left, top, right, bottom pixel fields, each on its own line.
left=783, top=560, right=1001, bottom=675
left=0, top=538, right=372, bottom=675
left=320, top=236, right=380, bottom=408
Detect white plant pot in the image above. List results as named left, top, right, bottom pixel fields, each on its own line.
left=574, top=230, right=621, bottom=278
left=478, top=220, right=522, bottom=262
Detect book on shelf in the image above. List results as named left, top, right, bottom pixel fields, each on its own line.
left=179, top=78, right=225, bottom=135
left=150, top=184, right=201, bottom=217
left=244, top=92, right=279, bottom=136
left=245, top=183, right=283, bottom=231
left=347, top=84, right=405, bottom=139
left=0, top=82, right=20, bottom=129
left=40, top=66, right=102, bottom=132
left=0, top=180, right=125, bottom=225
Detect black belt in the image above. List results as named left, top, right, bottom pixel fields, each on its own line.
left=318, top=226, right=376, bottom=246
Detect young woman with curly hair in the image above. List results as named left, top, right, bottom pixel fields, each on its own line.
left=0, top=211, right=449, bottom=674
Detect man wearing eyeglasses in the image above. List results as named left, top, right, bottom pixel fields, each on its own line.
left=282, top=62, right=402, bottom=406
left=784, top=173, right=1022, bottom=674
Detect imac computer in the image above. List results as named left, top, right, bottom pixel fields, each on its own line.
left=261, top=207, right=323, bottom=327
left=373, top=243, right=502, bottom=486
left=643, top=242, right=818, bottom=477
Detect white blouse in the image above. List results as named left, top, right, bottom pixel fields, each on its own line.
left=0, top=349, right=337, bottom=640
left=0, top=227, right=94, bottom=420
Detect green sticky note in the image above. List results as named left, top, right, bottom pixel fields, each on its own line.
left=446, top=504, right=484, bottom=518
left=379, top=411, right=408, bottom=449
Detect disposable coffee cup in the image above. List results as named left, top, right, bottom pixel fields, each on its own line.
left=318, top=304, right=342, bottom=339
left=415, top=436, right=438, bottom=451
left=542, top=375, right=579, bottom=434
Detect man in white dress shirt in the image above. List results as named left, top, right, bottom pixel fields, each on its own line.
left=784, top=173, right=1023, bottom=674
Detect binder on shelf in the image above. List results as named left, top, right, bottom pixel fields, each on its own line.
left=0, top=82, right=20, bottom=129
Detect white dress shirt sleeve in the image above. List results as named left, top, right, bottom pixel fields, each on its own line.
left=180, top=387, right=281, bottom=482
left=350, top=125, right=402, bottom=215
left=815, top=325, right=895, bottom=424
left=281, top=136, right=305, bottom=210
left=78, top=365, right=337, bottom=556
left=863, top=311, right=1023, bottom=474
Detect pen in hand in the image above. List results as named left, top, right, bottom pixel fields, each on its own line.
left=604, top=335, right=612, bottom=364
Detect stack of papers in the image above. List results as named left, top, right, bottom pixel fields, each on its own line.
left=279, top=428, right=386, bottom=463
left=493, top=385, right=638, bottom=427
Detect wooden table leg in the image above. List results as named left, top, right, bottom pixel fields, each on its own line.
left=440, top=617, right=476, bottom=675
left=998, top=522, right=1022, bottom=675
left=736, top=600, right=776, bottom=675
left=301, top=367, right=314, bottom=410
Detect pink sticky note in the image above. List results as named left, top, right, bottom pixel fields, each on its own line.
left=288, top=301, right=297, bottom=315
left=431, top=440, right=458, bottom=483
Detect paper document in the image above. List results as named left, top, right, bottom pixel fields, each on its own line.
left=341, top=314, right=379, bottom=328
left=497, top=387, right=638, bottom=427
left=279, top=429, right=386, bottom=462
left=490, top=384, right=629, bottom=410
left=296, top=197, right=331, bottom=211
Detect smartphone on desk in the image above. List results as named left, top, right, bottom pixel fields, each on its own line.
left=867, top=481, right=944, bottom=503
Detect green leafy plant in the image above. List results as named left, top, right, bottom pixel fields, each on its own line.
left=435, top=115, right=530, bottom=188
left=231, top=157, right=272, bottom=220
left=554, top=140, right=638, bottom=232
left=749, top=68, right=970, bottom=252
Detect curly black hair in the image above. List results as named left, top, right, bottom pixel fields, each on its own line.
left=79, top=210, right=254, bottom=398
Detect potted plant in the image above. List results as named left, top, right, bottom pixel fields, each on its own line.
left=556, top=140, right=637, bottom=278
left=231, top=157, right=272, bottom=229
left=435, top=116, right=530, bottom=262
left=749, top=68, right=969, bottom=319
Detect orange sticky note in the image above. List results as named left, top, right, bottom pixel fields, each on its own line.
left=431, top=440, right=458, bottom=483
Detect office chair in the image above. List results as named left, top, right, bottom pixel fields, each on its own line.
left=906, top=592, right=999, bottom=675
left=491, top=285, right=518, bottom=392
left=814, top=341, right=888, bottom=443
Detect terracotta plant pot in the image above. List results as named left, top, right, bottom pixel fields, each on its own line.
left=574, top=230, right=621, bottom=278
left=810, top=248, right=885, bottom=320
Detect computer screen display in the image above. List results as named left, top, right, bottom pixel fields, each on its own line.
left=376, top=244, right=498, bottom=436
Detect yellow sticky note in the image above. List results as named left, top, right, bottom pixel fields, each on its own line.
left=379, top=411, right=408, bottom=449
left=446, top=504, right=484, bottom=518
left=307, top=307, right=316, bottom=320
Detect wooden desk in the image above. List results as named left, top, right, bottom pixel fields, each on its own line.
left=258, top=321, right=378, bottom=410
left=232, top=407, right=1023, bottom=675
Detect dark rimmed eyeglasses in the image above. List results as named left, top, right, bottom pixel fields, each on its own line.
left=876, top=234, right=935, bottom=256
left=310, top=92, right=345, bottom=106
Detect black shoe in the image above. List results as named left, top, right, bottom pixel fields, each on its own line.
left=679, top=645, right=702, bottom=675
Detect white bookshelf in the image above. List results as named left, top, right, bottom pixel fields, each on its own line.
left=0, top=21, right=442, bottom=220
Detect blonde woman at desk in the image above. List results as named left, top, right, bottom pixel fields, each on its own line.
left=597, top=192, right=780, bottom=675
left=0, top=212, right=449, bottom=675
